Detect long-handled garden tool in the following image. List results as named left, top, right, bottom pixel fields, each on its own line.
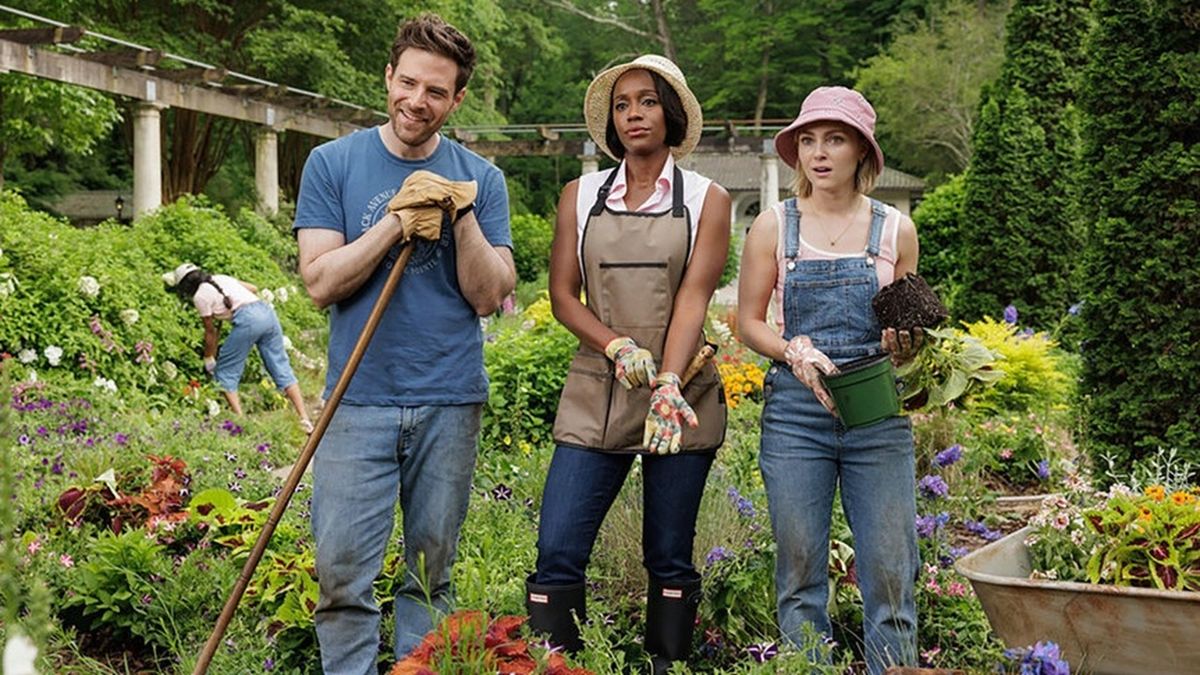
left=192, top=242, right=414, bottom=674
left=193, top=173, right=475, bottom=674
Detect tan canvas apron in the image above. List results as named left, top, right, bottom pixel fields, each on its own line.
left=552, top=166, right=726, bottom=453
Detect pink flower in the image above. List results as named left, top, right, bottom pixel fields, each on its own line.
left=27, top=538, right=43, bottom=555
left=59, top=554, right=74, bottom=567
left=946, top=581, right=968, bottom=597
left=1000, top=448, right=1014, bottom=460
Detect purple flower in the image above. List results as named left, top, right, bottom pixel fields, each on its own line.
left=256, top=443, right=271, bottom=454
left=934, top=444, right=963, bottom=467
left=263, top=658, right=275, bottom=671
left=918, top=475, right=950, bottom=500
left=114, top=433, right=128, bottom=446
left=1003, top=304, right=1019, bottom=325
left=916, top=512, right=950, bottom=539
left=1068, top=303, right=1081, bottom=316
left=491, top=483, right=513, bottom=501
left=746, top=642, right=778, bottom=663
left=1003, top=640, right=1070, bottom=675
left=234, top=468, right=247, bottom=479
left=705, top=546, right=733, bottom=566
left=965, top=520, right=1002, bottom=542
left=18, top=434, right=31, bottom=445
left=1036, top=459, right=1051, bottom=480
left=228, top=481, right=242, bottom=493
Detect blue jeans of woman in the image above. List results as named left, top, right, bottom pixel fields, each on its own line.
left=311, top=403, right=481, bottom=675
left=760, top=364, right=917, bottom=674
left=213, top=300, right=297, bottom=392
left=534, top=445, right=714, bottom=585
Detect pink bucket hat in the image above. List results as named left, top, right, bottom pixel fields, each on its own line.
left=773, top=86, right=884, bottom=171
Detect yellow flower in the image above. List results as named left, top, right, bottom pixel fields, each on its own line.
left=1170, top=491, right=1195, bottom=506
left=1138, top=507, right=1153, bottom=522
left=1145, top=485, right=1166, bottom=502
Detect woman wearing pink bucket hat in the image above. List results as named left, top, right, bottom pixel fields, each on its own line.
left=737, top=86, right=922, bottom=674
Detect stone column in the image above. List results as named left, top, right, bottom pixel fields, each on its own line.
left=759, top=139, right=779, bottom=212
left=254, top=127, right=280, bottom=217
left=132, top=102, right=165, bottom=218
left=580, top=140, right=599, bottom=176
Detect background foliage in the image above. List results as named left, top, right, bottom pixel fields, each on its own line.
left=1076, top=0, right=1200, bottom=476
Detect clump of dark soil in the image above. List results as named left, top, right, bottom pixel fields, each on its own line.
left=872, top=273, right=949, bottom=331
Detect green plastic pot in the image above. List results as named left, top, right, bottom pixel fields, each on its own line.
left=820, top=354, right=900, bottom=428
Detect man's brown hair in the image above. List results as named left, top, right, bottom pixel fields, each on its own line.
left=390, top=14, right=476, bottom=92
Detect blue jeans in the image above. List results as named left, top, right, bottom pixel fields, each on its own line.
left=311, top=403, right=481, bottom=675
left=759, top=365, right=918, bottom=675
left=534, top=446, right=714, bottom=585
left=214, top=301, right=297, bottom=392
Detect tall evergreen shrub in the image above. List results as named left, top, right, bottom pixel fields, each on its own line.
left=956, top=0, right=1089, bottom=327
left=1078, top=0, right=1200, bottom=473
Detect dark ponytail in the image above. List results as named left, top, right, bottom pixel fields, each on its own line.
left=176, top=269, right=233, bottom=310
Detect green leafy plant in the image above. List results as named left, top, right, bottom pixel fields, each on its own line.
left=66, top=529, right=169, bottom=641
left=896, top=327, right=1003, bottom=410
left=509, top=212, right=555, bottom=283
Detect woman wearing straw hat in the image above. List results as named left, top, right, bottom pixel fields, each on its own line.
left=737, top=86, right=921, bottom=674
left=165, top=262, right=314, bottom=433
left=525, top=55, right=730, bottom=672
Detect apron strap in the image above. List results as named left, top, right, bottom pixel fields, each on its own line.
left=588, top=167, right=620, bottom=218
left=672, top=165, right=684, bottom=219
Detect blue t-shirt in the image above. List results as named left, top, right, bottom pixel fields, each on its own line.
left=293, top=128, right=511, bottom=405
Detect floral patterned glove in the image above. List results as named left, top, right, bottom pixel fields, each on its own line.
left=643, top=372, right=698, bottom=455
left=783, top=335, right=839, bottom=415
left=604, top=336, right=658, bottom=389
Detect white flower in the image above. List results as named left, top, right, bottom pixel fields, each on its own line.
left=0, top=272, right=16, bottom=298
left=26, top=370, right=37, bottom=382
left=259, top=288, right=275, bottom=304
left=120, top=308, right=140, bottom=325
left=161, top=360, right=178, bottom=380
left=18, top=348, right=36, bottom=364
left=206, top=399, right=221, bottom=417
left=3, top=630, right=39, bottom=675
left=711, top=319, right=733, bottom=344
left=93, top=376, right=117, bottom=393
left=44, top=345, right=63, bottom=366
left=276, top=286, right=289, bottom=303
left=77, top=275, right=101, bottom=298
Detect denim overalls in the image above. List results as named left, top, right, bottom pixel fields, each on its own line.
left=759, top=197, right=918, bottom=675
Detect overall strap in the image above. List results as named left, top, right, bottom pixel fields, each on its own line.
left=588, top=167, right=620, bottom=217
left=866, top=199, right=887, bottom=257
left=783, top=198, right=801, bottom=260
left=671, top=165, right=684, bottom=219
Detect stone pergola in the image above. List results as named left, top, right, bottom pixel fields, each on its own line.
left=0, top=10, right=383, bottom=218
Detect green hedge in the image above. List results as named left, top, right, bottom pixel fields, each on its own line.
left=955, top=0, right=1089, bottom=329
left=1077, top=0, right=1200, bottom=474
left=0, top=192, right=324, bottom=407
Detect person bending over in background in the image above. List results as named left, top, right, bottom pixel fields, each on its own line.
left=165, top=262, right=313, bottom=433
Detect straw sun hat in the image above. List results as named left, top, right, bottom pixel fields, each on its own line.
left=583, top=54, right=703, bottom=161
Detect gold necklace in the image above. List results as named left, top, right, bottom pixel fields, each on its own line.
left=813, top=199, right=864, bottom=247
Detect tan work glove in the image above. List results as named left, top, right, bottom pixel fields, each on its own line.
left=783, top=335, right=839, bottom=415
left=881, top=327, right=924, bottom=366
left=387, top=171, right=477, bottom=244
left=604, top=336, right=657, bottom=389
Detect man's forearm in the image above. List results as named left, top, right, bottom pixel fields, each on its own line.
left=454, top=213, right=515, bottom=315
left=299, top=214, right=405, bottom=308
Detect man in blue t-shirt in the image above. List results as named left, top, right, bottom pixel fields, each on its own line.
left=292, top=14, right=515, bottom=674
